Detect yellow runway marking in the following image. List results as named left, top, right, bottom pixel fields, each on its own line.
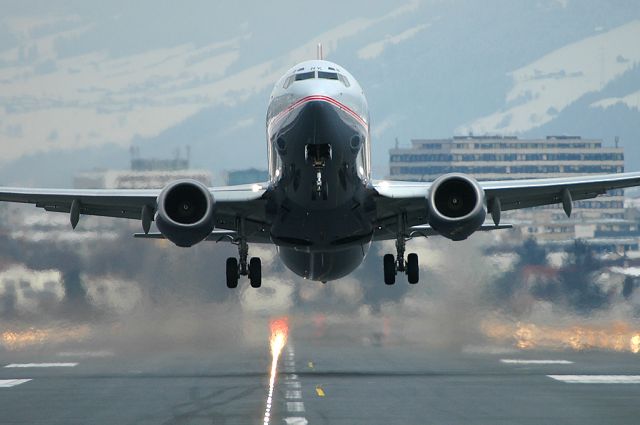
left=307, top=361, right=314, bottom=369
left=315, top=385, right=325, bottom=397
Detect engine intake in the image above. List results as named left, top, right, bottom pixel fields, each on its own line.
left=155, top=180, right=215, bottom=247
left=427, top=173, right=486, bottom=241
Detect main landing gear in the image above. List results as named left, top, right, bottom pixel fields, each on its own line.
left=383, top=215, right=420, bottom=285
left=226, top=218, right=262, bottom=289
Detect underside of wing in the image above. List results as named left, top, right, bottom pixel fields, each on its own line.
left=0, top=182, right=271, bottom=237
left=371, top=171, right=640, bottom=240
left=481, top=172, right=640, bottom=212
left=370, top=180, right=432, bottom=230
left=0, top=187, right=159, bottom=220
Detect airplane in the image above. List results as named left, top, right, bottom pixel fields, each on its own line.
left=1, top=53, right=640, bottom=289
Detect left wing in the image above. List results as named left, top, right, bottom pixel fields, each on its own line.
left=373, top=171, right=640, bottom=232
left=0, top=183, right=270, bottom=235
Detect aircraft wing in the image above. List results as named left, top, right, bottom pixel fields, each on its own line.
left=372, top=171, right=640, bottom=229
left=0, top=183, right=270, bottom=234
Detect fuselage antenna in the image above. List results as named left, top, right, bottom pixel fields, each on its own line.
left=317, top=43, right=323, bottom=60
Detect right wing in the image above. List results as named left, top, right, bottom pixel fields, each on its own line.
left=0, top=183, right=271, bottom=238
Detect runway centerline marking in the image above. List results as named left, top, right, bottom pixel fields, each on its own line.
left=501, top=359, right=573, bottom=365
left=5, top=363, right=78, bottom=368
left=285, top=390, right=302, bottom=399
left=283, top=345, right=307, bottom=424
left=284, top=418, right=308, bottom=425
left=0, top=379, right=31, bottom=387
left=286, top=401, right=305, bottom=412
left=548, top=375, right=640, bottom=384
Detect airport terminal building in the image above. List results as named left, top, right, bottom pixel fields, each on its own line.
left=389, top=135, right=639, bottom=252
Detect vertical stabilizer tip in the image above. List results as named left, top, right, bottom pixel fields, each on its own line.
left=317, top=43, right=323, bottom=60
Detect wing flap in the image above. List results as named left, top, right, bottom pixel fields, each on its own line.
left=373, top=223, right=513, bottom=241
left=133, top=229, right=272, bottom=244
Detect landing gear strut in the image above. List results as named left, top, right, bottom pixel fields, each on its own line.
left=226, top=217, right=262, bottom=288
left=383, top=214, right=420, bottom=285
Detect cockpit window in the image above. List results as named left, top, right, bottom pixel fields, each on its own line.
left=295, top=71, right=315, bottom=81
left=283, top=75, right=295, bottom=89
left=338, top=74, right=350, bottom=87
left=317, top=71, right=339, bottom=80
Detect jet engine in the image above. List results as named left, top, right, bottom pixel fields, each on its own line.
left=426, top=173, right=486, bottom=241
left=155, top=180, right=215, bottom=247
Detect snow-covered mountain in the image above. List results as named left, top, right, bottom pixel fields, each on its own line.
left=0, top=0, right=639, bottom=185
left=461, top=20, right=640, bottom=135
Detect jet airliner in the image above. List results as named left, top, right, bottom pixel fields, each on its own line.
left=2, top=56, right=640, bottom=288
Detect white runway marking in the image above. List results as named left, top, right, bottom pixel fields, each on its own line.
left=5, top=363, right=78, bottom=368
left=285, top=390, right=302, bottom=399
left=0, top=379, right=31, bottom=387
left=283, top=345, right=307, bottom=423
left=284, top=418, right=308, bottom=425
left=287, top=401, right=305, bottom=412
left=548, top=375, right=640, bottom=384
left=501, top=359, right=573, bottom=365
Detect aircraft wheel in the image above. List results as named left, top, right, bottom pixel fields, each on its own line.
left=383, top=254, right=396, bottom=285
left=407, top=253, right=419, bottom=284
left=226, top=257, right=239, bottom=288
left=249, top=257, right=262, bottom=288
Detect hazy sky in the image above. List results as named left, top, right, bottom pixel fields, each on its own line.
left=0, top=0, right=639, bottom=185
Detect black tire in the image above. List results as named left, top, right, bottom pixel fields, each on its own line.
left=226, top=257, right=239, bottom=288
left=249, top=257, right=262, bottom=288
left=383, top=254, right=396, bottom=285
left=407, top=253, right=419, bottom=284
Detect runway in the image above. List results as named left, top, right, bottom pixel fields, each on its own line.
left=2, top=333, right=640, bottom=424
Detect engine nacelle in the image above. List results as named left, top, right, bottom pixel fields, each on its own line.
left=426, top=173, right=486, bottom=241
left=155, top=179, right=215, bottom=247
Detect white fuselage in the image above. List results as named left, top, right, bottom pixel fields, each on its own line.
left=264, top=60, right=375, bottom=281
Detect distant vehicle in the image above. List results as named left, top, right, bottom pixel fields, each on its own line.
left=2, top=56, right=640, bottom=288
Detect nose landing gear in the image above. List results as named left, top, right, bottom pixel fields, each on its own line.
left=306, top=144, right=331, bottom=201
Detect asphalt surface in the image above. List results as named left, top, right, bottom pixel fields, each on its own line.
left=2, top=333, right=640, bottom=424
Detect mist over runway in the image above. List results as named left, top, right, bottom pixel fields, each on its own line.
left=2, top=211, right=640, bottom=424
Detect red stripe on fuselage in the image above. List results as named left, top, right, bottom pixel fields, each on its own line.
left=268, top=95, right=368, bottom=132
